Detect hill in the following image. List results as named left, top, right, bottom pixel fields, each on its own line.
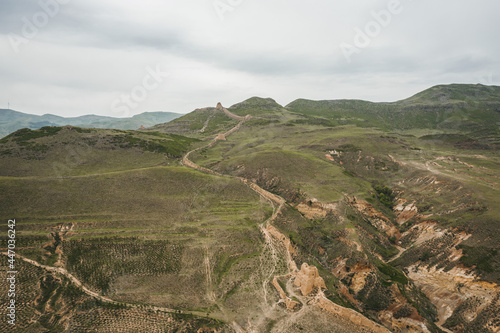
left=0, top=109, right=182, bottom=138
left=286, top=84, right=500, bottom=148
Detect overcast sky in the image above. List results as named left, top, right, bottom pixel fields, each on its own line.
left=1, top=0, right=499, bottom=117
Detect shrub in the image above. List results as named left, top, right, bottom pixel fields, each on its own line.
left=374, top=185, right=395, bottom=208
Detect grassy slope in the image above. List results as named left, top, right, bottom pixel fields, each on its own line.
left=286, top=84, right=500, bottom=148
left=0, top=126, right=199, bottom=177
left=0, top=125, right=273, bottom=329
left=147, top=107, right=239, bottom=139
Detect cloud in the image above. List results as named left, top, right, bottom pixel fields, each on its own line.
left=0, top=0, right=498, bottom=117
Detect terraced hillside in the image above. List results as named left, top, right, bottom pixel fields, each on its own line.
left=1, top=84, right=499, bottom=332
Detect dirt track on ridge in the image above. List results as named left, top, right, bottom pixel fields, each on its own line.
left=182, top=105, right=391, bottom=333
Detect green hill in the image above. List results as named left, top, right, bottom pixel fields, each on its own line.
left=148, top=107, right=239, bottom=138
left=228, top=97, right=284, bottom=116
left=286, top=84, right=500, bottom=148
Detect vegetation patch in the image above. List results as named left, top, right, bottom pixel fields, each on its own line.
left=458, top=245, right=498, bottom=273
left=111, top=132, right=199, bottom=157
left=375, top=261, right=408, bottom=285
left=356, top=274, right=392, bottom=311
left=0, top=126, right=62, bottom=144
left=287, top=115, right=336, bottom=127
left=65, top=237, right=183, bottom=293
left=373, top=185, right=395, bottom=209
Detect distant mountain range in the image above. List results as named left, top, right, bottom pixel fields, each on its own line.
left=0, top=109, right=182, bottom=138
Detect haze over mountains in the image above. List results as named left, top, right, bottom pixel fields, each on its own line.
left=0, top=83, right=499, bottom=332
left=0, top=109, right=182, bottom=138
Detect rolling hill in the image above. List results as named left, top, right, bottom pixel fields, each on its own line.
left=0, top=84, right=499, bottom=332
left=286, top=84, right=500, bottom=148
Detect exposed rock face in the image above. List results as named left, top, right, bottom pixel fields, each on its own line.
left=349, top=263, right=373, bottom=294
left=294, top=263, right=326, bottom=296
left=393, top=198, right=418, bottom=225
left=266, top=224, right=296, bottom=257
left=197, top=328, right=220, bottom=333
left=216, top=102, right=223, bottom=109
left=400, top=220, right=470, bottom=249
left=407, top=264, right=499, bottom=327
left=349, top=196, right=400, bottom=238
left=296, top=198, right=337, bottom=219
left=379, top=311, right=431, bottom=333
left=325, top=150, right=342, bottom=162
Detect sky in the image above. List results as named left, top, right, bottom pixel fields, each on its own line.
left=0, top=0, right=499, bottom=118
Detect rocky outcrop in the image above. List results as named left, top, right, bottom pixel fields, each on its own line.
left=294, top=263, right=326, bottom=296
left=408, top=264, right=499, bottom=327
left=348, top=263, right=373, bottom=294
left=393, top=198, right=418, bottom=225
left=379, top=311, right=431, bottom=333
left=296, top=198, right=337, bottom=219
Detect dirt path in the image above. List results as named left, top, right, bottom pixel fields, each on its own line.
left=9, top=253, right=244, bottom=324
left=182, top=104, right=392, bottom=333
left=204, top=246, right=216, bottom=302
left=182, top=108, right=288, bottom=326
left=2, top=252, right=179, bottom=313
left=388, top=245, right=406, bottom=263
left=199, top=113, right=213, bottom=133
left=260, top=221, right=280, bottom=307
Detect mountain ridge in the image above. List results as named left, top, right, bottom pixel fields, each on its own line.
left=0, top=109, right=183, bottom=138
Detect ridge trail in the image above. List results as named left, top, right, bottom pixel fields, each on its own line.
left=182, top=104, right=390, bottom=333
